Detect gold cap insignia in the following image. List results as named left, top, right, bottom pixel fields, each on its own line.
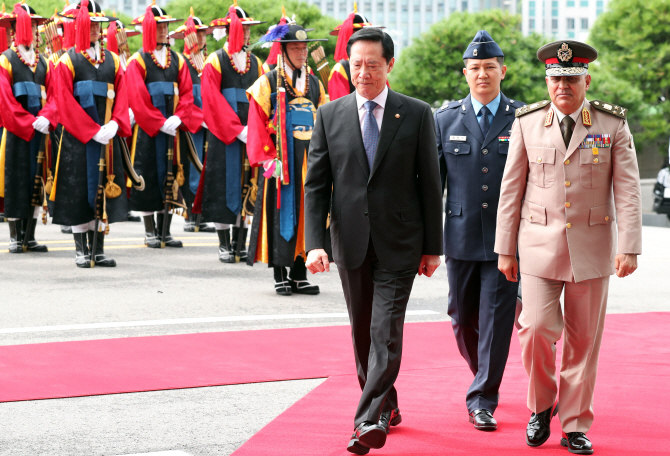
left=558, top=43, right=573, bottom=62
left=296, top=30, right=307, bottom=40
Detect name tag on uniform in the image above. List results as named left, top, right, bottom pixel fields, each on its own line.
left=578, top=134, right=611, bottom=148
left=498, top=136, right=510, bottom=142
left=450, top=135, right=467, bottom=141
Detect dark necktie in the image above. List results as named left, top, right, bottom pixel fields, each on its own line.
left=363, top=101, right=380, bottom=170
left=561, top=115, right=575, bottom=148
left=478, top=105, right=490, bottom=138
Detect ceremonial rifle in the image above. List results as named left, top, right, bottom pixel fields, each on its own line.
left=23, top=133, right=49, bottom=252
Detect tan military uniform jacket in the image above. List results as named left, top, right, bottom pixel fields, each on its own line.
left=494, top=100, right=642, bottom=282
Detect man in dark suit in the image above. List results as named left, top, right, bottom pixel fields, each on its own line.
left=304, top=28, right=443, bottom=454
left=433, top=30, right=525, bottom=431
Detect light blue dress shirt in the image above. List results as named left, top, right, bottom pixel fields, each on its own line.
left=471, top=92, right=501, bottom=127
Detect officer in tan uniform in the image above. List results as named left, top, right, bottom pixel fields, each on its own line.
left=495, top=41, right=642, bottom=454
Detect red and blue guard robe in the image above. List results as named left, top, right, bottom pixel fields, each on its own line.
left=245, top=68, right=326, bottom=268
left=124, top=47, right=199, bottom=212
left=0, top=48, right=58, bottom=219
left=192, top=46, right=264, bottom=225
left=49, top=48, right=132, bottom=226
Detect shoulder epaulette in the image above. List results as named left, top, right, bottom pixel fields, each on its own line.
left=590, top=100, right=627, bottom=119
left=437, top=103, right=449, bottom=113
left=515, top=100, right=550, bottom=118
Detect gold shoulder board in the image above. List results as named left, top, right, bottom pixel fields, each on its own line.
left=515, top=100, right=550, bottom=118
left=590, top=100, right=628, bottom=119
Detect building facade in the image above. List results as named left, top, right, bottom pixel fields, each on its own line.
left=303, top=0, right=517, bottom=52
left=522, top=0, right=609, bottom=40
left=97, top=0, right=170, bottom=23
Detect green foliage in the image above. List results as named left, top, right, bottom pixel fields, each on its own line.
left=390, top=10, right=549, bottom=107
left=589, top=0, right=670, bottom=152
left=166, top=0, right=339, bottom=72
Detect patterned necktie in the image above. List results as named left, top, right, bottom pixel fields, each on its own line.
left=363, top=100, right=380, bottom=170
left=478, top=105, right=491, bottom=138
left=561, top=115, right=575, bottom=148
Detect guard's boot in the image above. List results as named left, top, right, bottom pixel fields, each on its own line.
left=183, top=212, right=196, bottom=232
left=73, top=232, right=91, bottom=268
left=198, top=220, right=215, bottom=232
left=23, top=218, right=48, bottom=252
left=143, top=215, right=161, bottom=248
left=274, top=266, right=292, bottom=296
left=231, top=226, right=248, bottom=261
left=87, top=231, right=116, bottom=267
left=156, top=212, right=183, bottom=247
left=289, top=256, right=320, bottom=295
left=8, top=220, right=22, bottom=253
left=217, top=229, right=235, bottom=263
left=61, top=226, right=72, bottom=234
left=127, top=211, right=141, bottom=222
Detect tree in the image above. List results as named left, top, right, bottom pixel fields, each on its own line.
left=589, top=0, right=670, bottom=154
left=390, top=10, right=549, bottom=107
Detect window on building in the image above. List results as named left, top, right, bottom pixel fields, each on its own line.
left=581, top=18, right=588, bottom=29
left=529, top=18, right=535, bottom=29
left=414, top=5, right=420, bottom=13
left=567, top=18, right=575, bottom=29
left=552, top=1, right=559, bottom=16
left=529, top=8, right=535, bottom=16
left=529, top=0, right=535, bottom=16
left=401, top=4, right=408, bottom=12
left=552, top=8, right=558, bottom=16
left=568, top=31, right=575, bottom=38
left=364, top=2, right=371, bottom=12
left=596, top=0, right=604, bottom=14
left=390, top=2, right=396, bottom=10
left=552, top=18, right=558, bottom=29
left=378, top=1, right=384, bottom=10
left=462, top=0, right=468, bottom=11
left=580, top=0, right=588, bottom=6
left=552, top=0, right=558, bottom=6
left=567, top=0, right=575, bottom=6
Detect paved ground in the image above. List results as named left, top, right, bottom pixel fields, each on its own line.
left=0, top=217, right=668, bottom=455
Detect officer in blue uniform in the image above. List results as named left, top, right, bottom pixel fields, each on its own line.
left=434, top=30, right=525, bottom=431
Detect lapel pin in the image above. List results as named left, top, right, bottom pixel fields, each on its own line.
left=395, top=114, right=400, bottom=118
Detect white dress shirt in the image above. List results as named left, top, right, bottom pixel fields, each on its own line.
left=283, top=65, right=306, bottom=94
left=355, top=86, right=388, bottom=136
left=153, top=46, right=167, bottom=67
left=18, top=45, right=36, bottom=68
left=230, top=50, right=248, bottom=75
left=552, top=100, right=584, bottom=127
left=86, top=43, right=101, bottom=68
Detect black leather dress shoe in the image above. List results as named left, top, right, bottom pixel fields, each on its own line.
left=347, top=422, right=386, bottom=454
left=526, top=402, right=559, bottom=447
left=561, top=432, right=594, bottom=454
left=379, top=408, right=402, bottom=433
left=469, top=409, right=497, bottom=431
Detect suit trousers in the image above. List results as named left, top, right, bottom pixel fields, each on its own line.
left=446, top=258, right=517, bottom=414
left=519, top=273, right=609, bottom=433
left=338, top=238, right=416, bottom=427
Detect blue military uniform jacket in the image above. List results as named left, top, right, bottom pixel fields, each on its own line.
left=435, top=92, right=525, bottom=261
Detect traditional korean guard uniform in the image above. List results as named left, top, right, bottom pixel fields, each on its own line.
left=0, top=3, right=58, bottom=253
left=169, top=11, right=214, bottom=233
left=495, top=41, right=642, bottom=453
left=246, top=24, right=326, bottom=295
left=328, top=6, right=383, bottom=101
left=192, top=2, right=265, bottom=262
left=434, top=30, right=525, bottom=430
left=126, top=2, right=199, bottom=248
left=50, top=0, right=131, bottom=268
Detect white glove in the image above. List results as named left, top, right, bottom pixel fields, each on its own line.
left=236, top=125, right=248, bottom=143
left=160, top=115, right=181, bottom=136
left=92, top=121, right=118, bottom=145
left=128, top=108, right=135, bottom=127
left=33, top=116, right=50, bottom=135
left=201, top=121, right=208, bottom=130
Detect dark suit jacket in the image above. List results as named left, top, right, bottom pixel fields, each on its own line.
left=305, top=89, right=443, bottom=271
left=434, top=93, right=525, bottom=261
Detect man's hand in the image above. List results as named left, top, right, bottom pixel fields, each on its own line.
left=32, top=116, right=50, bottom=135
left=418, top=255, right=441, bottom=277
left=615, top=254, right=638, bottom=278
left=306, top=248, right=330, bottom=274
left=498, top=254, right=518, bottom=282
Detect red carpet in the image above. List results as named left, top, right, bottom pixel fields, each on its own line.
left=0, top=313, right=668, bottom=454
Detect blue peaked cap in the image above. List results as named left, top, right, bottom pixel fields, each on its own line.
left=463, top=30, right=504, bottom=60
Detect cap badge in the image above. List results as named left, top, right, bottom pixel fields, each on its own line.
left=296, top=30, right=307, bottom=40
left=557, top=43, right=573, bottom=62
left=473, top=48, right=478, bottom=57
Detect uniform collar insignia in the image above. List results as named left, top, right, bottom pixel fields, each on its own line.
left=582, top=107, right=592, bottom=126
left=544, top=109, right=554, bottom=127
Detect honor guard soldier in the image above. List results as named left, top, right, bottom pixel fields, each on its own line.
left=126, top=1, right=200, bottom=248
left=496, top=41, right=642, bottom=454
left=328, top=3, right=383, bottom=101
left=49, top=0, right=131, bottom=268
left=246, top=23, right=326, bottom=295
left=193, top=1, right=265, bottom=262
left=169, top=9, right=214, bottom=233
left=434, top=30, right=524, bottom=431
left=0, top=2, right=58, bottom=253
